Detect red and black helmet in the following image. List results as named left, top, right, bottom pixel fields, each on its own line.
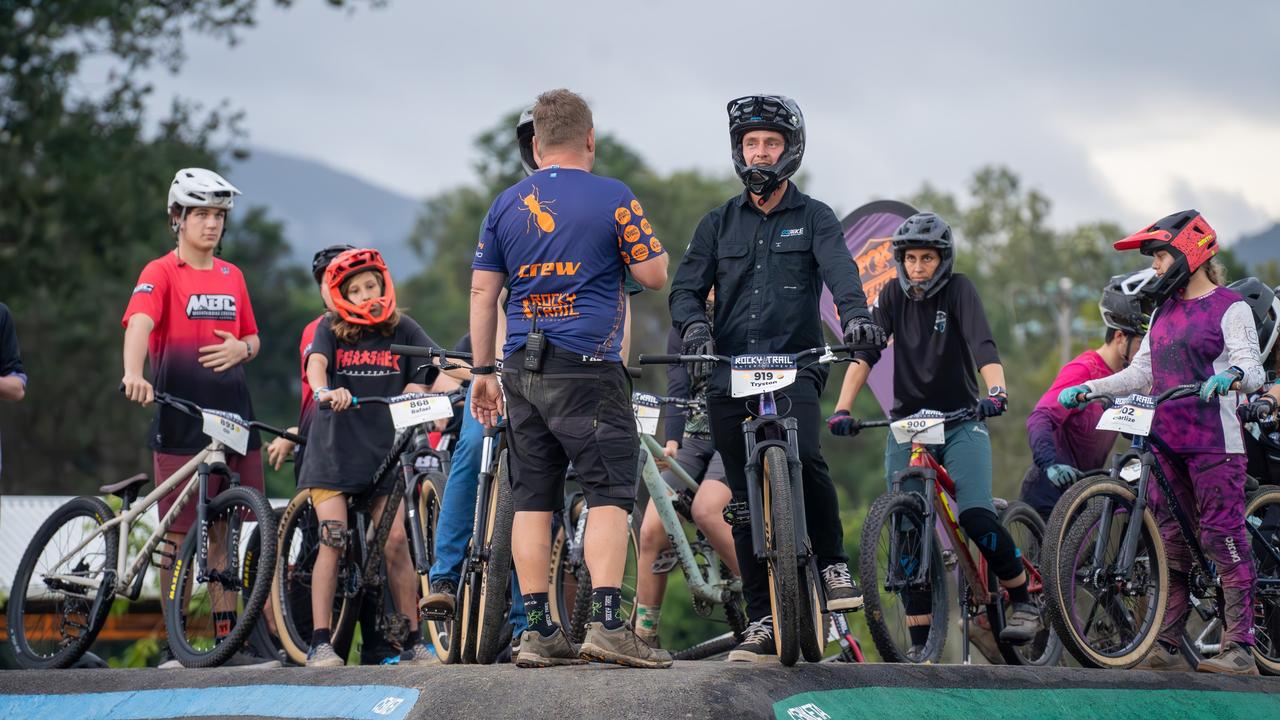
left=324, top=248, right=396, bottom=326
left=1113, top=209, right=1217, bottom=302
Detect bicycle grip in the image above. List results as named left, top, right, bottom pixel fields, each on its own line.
left=639, top=354, right=683, bottom=365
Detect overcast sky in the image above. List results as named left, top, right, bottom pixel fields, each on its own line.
left=95, top=0, right=1280, bottom=243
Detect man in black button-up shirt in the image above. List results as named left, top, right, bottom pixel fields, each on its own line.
left=668, top=95, right=883, bottom=662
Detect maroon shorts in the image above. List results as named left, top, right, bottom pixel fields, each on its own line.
left=153, top=450, right=265, bottom=534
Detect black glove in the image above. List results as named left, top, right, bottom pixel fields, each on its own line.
left=681, top=321, right=714, bottom=382
left=978, top=390, right=1008, bottom=418
left=1239, top=395, right=1278, bottom=423
left=843, top=317, right=886, bottom=348
left=827, top=410, right=860, bottom=437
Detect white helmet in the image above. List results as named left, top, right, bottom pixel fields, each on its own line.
left=167, top=168, right=240, bottom=213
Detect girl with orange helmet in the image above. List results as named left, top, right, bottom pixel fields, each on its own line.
left=299, top=247, right=444, bottom=666
left=1060, top=209, right=1265, bottom=675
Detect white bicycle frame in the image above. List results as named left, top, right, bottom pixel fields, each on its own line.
left=46, top=442, right=229, bottom=599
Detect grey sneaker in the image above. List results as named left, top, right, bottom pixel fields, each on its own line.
left=998, top=602, right=1042, bottom=645
left=515, top=627, right=588, bottom=668
left=822, top=562, right=864, bottom=611
left=635, top=627, right=662, bottom=649
left=399, top=641, right=439, bottom=666
left=223, top=648, right=283, bottom=669
left=727, top=617, right=777, bottom=663
left=1196, top=642, right=1260, bottom=676
left=1135, top=643, right=1190, bottom=672
left=306, top=642, right=344, bottom=668
left=579, top=622, right=674, bottom=668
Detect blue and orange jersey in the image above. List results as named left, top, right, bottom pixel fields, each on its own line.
left=122, top=251, right=259, bottom=453
left=473, top=167, right=664, bottom=362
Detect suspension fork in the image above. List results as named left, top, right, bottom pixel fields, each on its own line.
left=403, top=428, right=431, bottom=575
left=1110, top=442, right=1154, bottom=576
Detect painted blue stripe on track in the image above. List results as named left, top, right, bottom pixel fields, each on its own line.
left=0, top=684, right=419, bottom=720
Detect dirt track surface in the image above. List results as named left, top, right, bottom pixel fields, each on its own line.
left=2, top=661, right=1278, bottom=719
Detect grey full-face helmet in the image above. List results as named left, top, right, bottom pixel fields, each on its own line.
left=891, top=212, right=954, bottom=300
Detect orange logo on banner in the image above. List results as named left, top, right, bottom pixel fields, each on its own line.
left=615, top=207, right=632, bottom=225
left=520, top=185, right=557, bottom=235
left=631, top=244, right=650, bottom=262
left=624, top=225, right=641, bottom=244
left=853, top=236, right=897, bottom=307
left=640, top=218, right=652, bottom=235
left=630, top=199, right=644, bottom=217
left=649, top=237, right=663, bottom=253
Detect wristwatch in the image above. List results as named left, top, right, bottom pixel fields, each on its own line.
left=988, top=386, right=1007, bottom=397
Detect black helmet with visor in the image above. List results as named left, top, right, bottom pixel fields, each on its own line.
left=727, top=95, right=805, bottom=199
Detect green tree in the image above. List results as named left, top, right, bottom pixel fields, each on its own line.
left=0, top=2, right=373, bottom=494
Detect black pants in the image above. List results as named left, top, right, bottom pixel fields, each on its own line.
left=708, top=374, right=847, bottom=621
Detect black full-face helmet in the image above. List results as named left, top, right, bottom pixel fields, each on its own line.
left=516, top=106, right=537, bottom=176
left=891, top=212, right=954, bottom=300
left=1228, top=277, right=1280, bottom=371
left=1100, top=267, right=1159, bottom=336
left=727, top=95, right=805, bottom=198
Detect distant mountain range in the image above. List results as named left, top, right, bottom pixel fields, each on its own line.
left=231, top=146, right=1279, bottom=281
left=229, top=148, right=423, bottom=278
left=1234, top=223, right=1280, bottom=268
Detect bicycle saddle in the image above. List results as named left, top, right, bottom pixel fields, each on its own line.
left=99, top=473, right=149, bottom=499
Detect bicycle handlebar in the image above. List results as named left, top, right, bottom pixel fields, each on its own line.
left=319, top=388, right=466, bottom=411
left=638, top=342, right=881, bottom=367
left=1082, top=382, right=1200, bottom=409
left=122, top=386, right=306, bottom=444
left=857, top=407, right=978, bottom=430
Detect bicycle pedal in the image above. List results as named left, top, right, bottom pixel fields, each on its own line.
left=722, top=500, right=751, bottom=528
left=419, top=607, right=454, bottom=622
left=651, top=550, right=679, bottom=575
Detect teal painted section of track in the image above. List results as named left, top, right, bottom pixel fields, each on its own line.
left=774, top=686, right=1280, bottom=720
left=0, top=684, right=419, bottom=720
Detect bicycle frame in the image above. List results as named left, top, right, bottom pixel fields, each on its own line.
left=636, top=433, right=740, bottom=605
left=47, top=443, right=230, bottom=602
left=741, top=388, right=809, bottom=568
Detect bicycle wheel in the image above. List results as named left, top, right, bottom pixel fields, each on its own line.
left=762, top=446, right=800, bottom=666
left=271, top=492, right=361, bottom=665
left=475, top=450, right=515, bottom=664
left=7, top=496, right=119, bottom=669
left=798, top=561, right=826, bottom=663
left=243, top=506, right=286, bottom=664
left=549, top=496, right=588, bottom=640
left=859, top=491, right=948, bottom=663
left=1246, top=486, right=1280, bottom=675
left=415, top=472, right=450, bottom=656
left=1043, top=477, right=1167, bottom=669
left=165, top=486, right=276, bottom=667
left=988, top=500, right=1062, bottom=666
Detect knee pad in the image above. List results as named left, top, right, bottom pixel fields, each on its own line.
left=959, top=508, right=1021, bottom=581
left=319, top=519, right=348, bottom=551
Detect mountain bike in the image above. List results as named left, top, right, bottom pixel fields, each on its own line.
left=546, top=463, right=641, bottom=646
left=856, top=408, right=1060, bottom=665
left=1043, top=383, right=1280, bottom=672
left=640, top=343, right=867, bottom=666
left=8, top=392, right=296, bottom=669
left=420, top=417, right=517, bottom=665
left=624, top=391, right=747, bottom=659
left=271, top=360, right=464, bottom=664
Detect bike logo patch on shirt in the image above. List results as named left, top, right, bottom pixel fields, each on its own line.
left=185, top=294, right=237, bottom=321
left=934, top=310, right=947, bottom=333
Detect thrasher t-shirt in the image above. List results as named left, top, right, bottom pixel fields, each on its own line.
left=122, top=251, right=260, bottom=453
left=299, top=314, right=439, bottom=493
left=473, top=167, right=665, bottom=361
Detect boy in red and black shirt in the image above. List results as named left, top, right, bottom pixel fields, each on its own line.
left=121, top=168, right=275, bottom=668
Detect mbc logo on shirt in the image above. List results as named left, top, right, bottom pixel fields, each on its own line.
left=186, top=294, right=237, bottom=321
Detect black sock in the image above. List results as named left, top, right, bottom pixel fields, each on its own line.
left=214, top=611, right=237, bottom=641
left=908, top=624, right=931, bottom=647
left=592, top=587, right=625, bottom=630
left=523, top=593, right=555, bottom=637
left=311, top=627, right=331, bottom=648
left=406, top=629, right=421, bottom=648
left=1007, top=581, right=1030, bottom=605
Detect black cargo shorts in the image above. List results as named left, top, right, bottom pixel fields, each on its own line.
left=501, top=345, right=638, bottom=513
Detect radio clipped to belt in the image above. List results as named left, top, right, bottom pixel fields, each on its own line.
left=523, top=301, right=546, bottom=372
